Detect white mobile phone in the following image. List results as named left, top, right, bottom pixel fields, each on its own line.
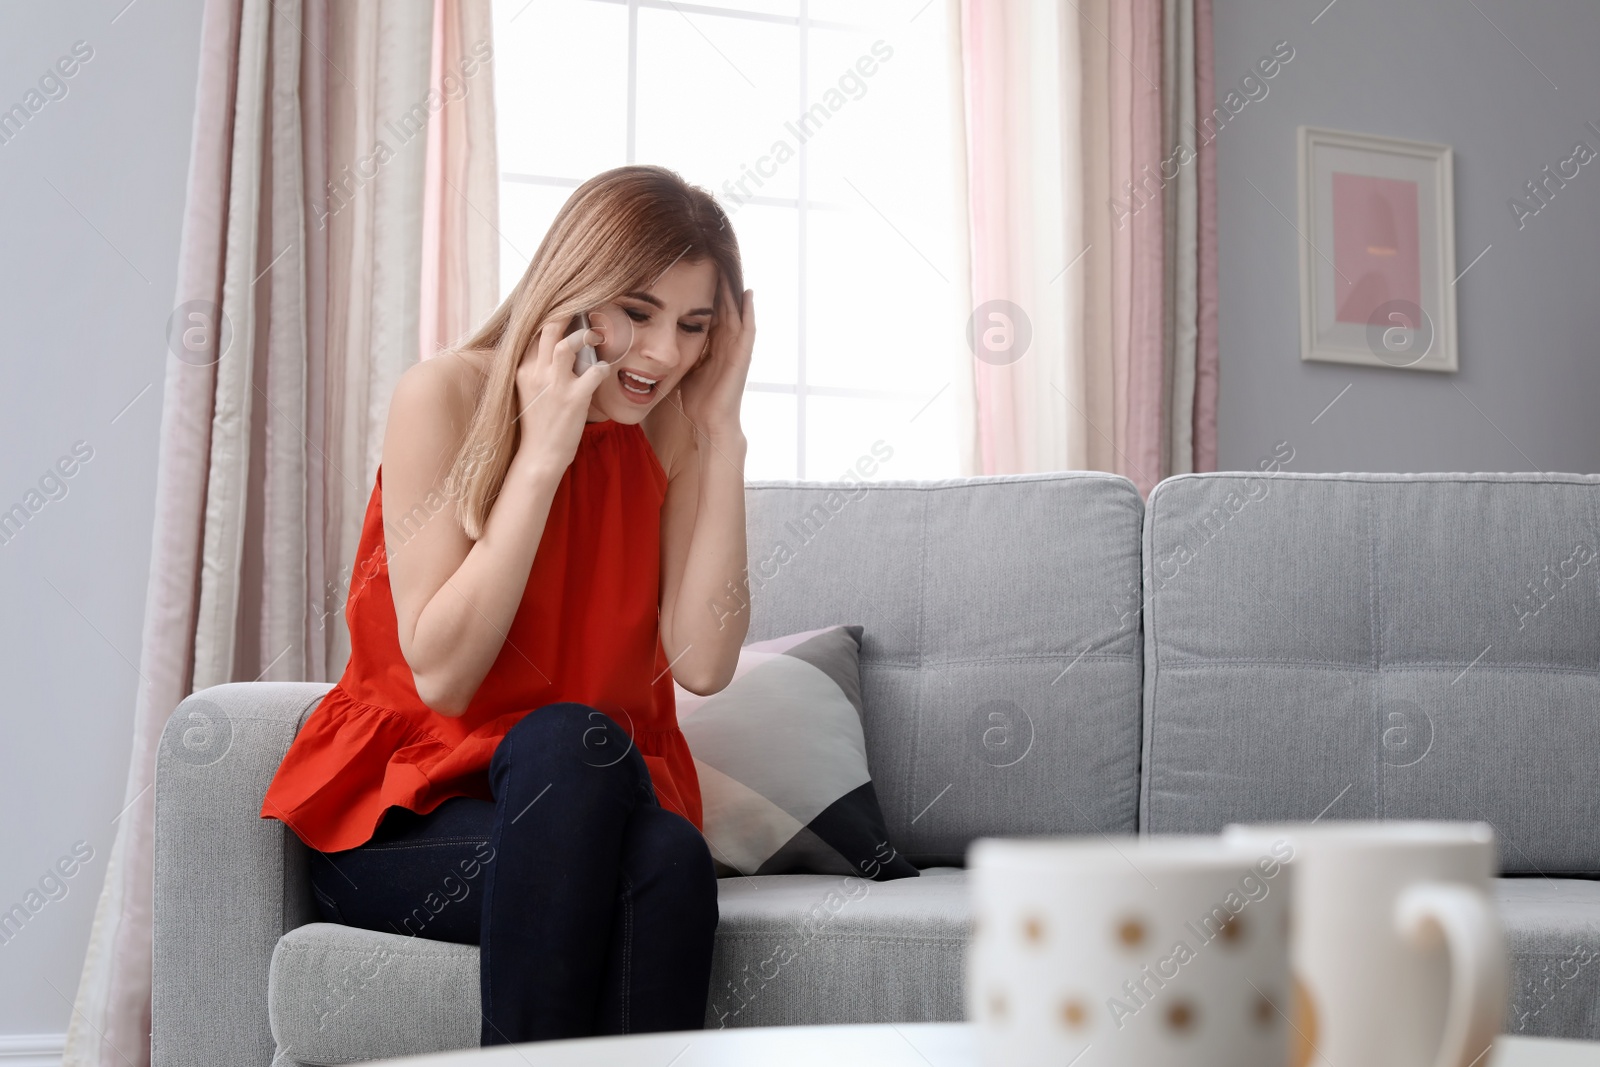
left=573, top=311, right=598, bottom=373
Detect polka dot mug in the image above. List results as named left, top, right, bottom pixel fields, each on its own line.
left=967, top=835, right=1295, bottom=1067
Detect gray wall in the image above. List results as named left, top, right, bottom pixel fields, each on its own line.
left=1213, top=0, right=1600, bottom=474
left=0, top=0, right=204, bottom=1046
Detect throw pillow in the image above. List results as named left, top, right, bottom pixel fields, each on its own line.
left=675, top=624, right=918, bottom=881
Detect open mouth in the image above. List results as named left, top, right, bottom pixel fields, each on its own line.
left=618, top=367, right=660, bottom=403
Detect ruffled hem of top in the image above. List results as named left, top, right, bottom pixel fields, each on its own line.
left=259, top=686, right=469, bottom=854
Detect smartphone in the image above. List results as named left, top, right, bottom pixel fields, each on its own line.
left=571, top=305, right=634, bottom=373
left=573, top=311, right=599, bottom=373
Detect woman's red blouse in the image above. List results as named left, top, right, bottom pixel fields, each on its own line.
left=259, top=418, right=701, bottom=853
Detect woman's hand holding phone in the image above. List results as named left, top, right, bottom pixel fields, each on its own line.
left=511, top=319, right=610, bottom=474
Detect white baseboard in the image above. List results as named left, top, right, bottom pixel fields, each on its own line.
left=0, top=1034, right=64, bottom=1066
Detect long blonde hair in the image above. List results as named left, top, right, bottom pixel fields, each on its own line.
left=443, top=165, right=743, bottom=539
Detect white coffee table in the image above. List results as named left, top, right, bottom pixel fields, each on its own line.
left=368, top=1022, right=1600, bottom=1065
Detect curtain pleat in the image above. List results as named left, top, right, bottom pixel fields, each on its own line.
left=191, top=0, right=270, bottom=690
left=304, top=0, right=331, bottom=682
left=1193, top=0, right=1220, bottom=471
left=261, top=0, right=311, bottom=683
left=1165, top=0, right=1200, bottom=476
left=1055, top=1, right=1090, bottom=470
left=1161, top=0, right=1179, bottom=473
left=1078, top=0, right=1117, bottom=475
left=321, top=3, right=371, bottom=679
left=946, top=0, right=979, bottom=476
left=1124, top=0, right=1166, bottom=495
left=1106, top=0, right=1133, bottom=469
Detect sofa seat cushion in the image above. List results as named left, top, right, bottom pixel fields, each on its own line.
left=265, top=869, right=1600, bottom=1062
left=1498, top=876, right=1600, bottom=1039
left=704, top=866, right=969, bottom=1028
left=266, top=867, right=971, bottom=1065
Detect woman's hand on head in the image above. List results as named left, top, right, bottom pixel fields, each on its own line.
left=512, top=319, right=611, bottom=473
left=675, top=276, right=754, bottom=440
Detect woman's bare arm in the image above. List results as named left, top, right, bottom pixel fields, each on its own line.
left=383, top=324, right=608, bottom=716
left=654, top=280, right=756, bottom=694
left=654, top=409, right=749, bottom=694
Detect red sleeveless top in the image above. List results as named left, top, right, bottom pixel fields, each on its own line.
left=259, top=418, right=701, bottom=853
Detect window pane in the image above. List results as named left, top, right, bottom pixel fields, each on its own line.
left=727, top=202, right=799, bottom=385
left=492, top=0, right=628, bottom=180
left=801, top=1, right=958, bottom=434
left=807, top=0, right=924, bottom=24
left=805, top=393, right=957, bottom=482
left=636, top=8, right=801, bottom=202
left=489, top=0, right=961, bottom=482
left=739, top=389, right=799, bottom=480
left=803, top=17, right=953, bottom=207
left=805, top=204, right=918, bottom=393
left=497, top=182, right=572, bottom=301
left=710, top=0, right=800, bottom=17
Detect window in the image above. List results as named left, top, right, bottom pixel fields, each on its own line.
left=491, top=0, right=960, bottom=480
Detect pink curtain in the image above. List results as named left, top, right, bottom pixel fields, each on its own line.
left=953, top=0, right=1217, bottom=493
left=951, top=0, right=1090, bottom=476
left=62, top=3, right=498, bottom=1064
left=959, top=0, right=1018, bottom=473
left=419, top=0, right=501, bottom=361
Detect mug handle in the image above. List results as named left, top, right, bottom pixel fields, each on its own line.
left=1394, top=882, right=1507, bottom=1067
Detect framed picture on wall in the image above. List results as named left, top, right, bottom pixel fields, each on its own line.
left=1297, top=126, right=1457, bottom=372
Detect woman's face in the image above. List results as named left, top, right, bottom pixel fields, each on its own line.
left=585, top=256, right=718, bottom=424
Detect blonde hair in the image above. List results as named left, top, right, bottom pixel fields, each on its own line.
left=443, top=165, right=743, bottom=539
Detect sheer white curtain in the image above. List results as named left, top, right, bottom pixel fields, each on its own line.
left=63, top=2, right=498, bottom=1063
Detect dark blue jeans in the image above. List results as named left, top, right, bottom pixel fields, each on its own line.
left=306, top=703, right=719, bottom=1045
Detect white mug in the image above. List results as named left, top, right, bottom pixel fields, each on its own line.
left=966, top=835, right=1294, bottom=1067
left=1224, top=820, right=1507, bottom=1067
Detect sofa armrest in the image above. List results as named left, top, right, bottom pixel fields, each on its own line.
left=152, top=682, right=332, bottom=1067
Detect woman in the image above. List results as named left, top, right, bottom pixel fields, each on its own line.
left=259, top=165, right=755, bottom=1045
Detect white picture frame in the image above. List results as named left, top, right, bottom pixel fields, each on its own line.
left=1297, top=125, right=1457, bottom=372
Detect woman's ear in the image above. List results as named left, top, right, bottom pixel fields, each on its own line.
left=684, top=341, right=711, bottom=376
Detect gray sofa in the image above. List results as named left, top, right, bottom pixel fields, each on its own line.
left=151, top=470, right=1600, bottom=1066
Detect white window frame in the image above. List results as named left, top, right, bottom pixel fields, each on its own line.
left=499, top=0, right=932, bottom=479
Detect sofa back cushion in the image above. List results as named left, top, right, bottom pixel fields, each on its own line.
left=742, top=473, right=1144, bottom=866
left=1141, top=471, right=1600, bottom=874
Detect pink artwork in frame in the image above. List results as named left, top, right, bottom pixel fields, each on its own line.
left=1331, top=172, right=1421, bottom=325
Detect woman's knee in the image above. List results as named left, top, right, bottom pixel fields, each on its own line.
left=629, top=809, right=719, bottom=918
left=490, top=702, right=649, bottom=793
